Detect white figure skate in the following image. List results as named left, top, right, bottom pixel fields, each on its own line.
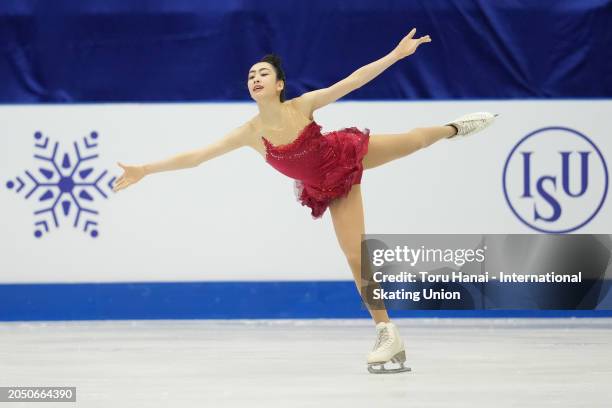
left=367, top=322, right=411, bottom=374
left=446, top=112, right=499, bottom=140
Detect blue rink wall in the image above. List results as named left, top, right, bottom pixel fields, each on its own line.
left=1, top=281, right=611, bottom=321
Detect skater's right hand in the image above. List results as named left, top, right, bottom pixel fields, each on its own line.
left=113, top=162, right=145, bottom=192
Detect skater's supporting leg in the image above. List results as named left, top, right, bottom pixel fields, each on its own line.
left=362, top=125, right=456, bottom=170
left=328, top=184, right=390, bottom=324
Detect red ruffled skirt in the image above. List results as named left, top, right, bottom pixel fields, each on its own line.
left=263, top=121, right=370, bottom=219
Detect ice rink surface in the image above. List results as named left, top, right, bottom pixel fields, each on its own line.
left=1, top=318, right=611, bottom=408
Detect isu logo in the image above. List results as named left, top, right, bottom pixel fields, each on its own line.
left=503, top=127, right=608, bottom=233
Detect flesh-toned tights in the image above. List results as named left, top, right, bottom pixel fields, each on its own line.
left=329, top=125, right=456, bottom=324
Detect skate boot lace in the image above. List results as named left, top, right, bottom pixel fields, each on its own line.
left=372, top=327, right=393, bottom=351
left=456, top=115, right=490, bottom=135
left=464, top=118, right=486, bottom=132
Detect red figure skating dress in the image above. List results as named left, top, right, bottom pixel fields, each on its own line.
left=262, top=119, right=370, bottom=219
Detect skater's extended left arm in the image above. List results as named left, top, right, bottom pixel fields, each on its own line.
left=295, top=27, right=431, bottom=115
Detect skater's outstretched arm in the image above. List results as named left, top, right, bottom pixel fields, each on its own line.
left=112, top=122, right=250, bottom=192
left=295, top=28, right=431, bottom=115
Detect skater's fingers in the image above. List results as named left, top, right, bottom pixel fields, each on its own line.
left=113, top=180, right=126, bottom=191
left=407, top=28, right=416, bottom=38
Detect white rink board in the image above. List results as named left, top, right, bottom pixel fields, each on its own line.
left=0, top=100, right=610, bottom=283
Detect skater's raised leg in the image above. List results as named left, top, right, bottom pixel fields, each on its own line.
left=362, top=125, right=456, bottom=169
left=362, top=112, right=498, bottom=170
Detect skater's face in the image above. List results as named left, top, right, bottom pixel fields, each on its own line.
left=248, top=62, right=284, bottom=101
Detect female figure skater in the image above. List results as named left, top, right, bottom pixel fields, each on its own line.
left=112, top=28, right=497, bottom=374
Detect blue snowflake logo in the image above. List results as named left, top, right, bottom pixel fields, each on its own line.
left=5, top=131, right=117, bottom=239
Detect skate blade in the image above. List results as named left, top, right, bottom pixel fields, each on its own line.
left=367, top=351, right=411, bottom=374
left=367, top=362, right=411, bottom=374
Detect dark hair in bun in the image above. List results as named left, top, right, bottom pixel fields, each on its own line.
left=259, top=54, right=286, bottom=102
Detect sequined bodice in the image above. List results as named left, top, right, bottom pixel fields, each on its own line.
left=262, top=121, right=338, bottom=182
